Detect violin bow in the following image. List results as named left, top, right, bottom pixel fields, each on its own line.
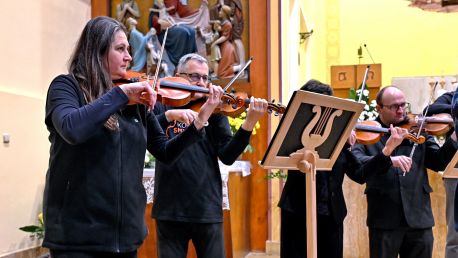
left=223, top=57, right=253, bottom=92
left=358, top=65, right=371, bottom=103
left=151, top=27, right=170, bottom=90
left=404, top=81, right=438, bottom=176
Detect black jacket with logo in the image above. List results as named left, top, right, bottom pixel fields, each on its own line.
left=152, top=102, right=252, bottom=223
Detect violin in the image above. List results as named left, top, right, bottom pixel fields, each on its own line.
left=115, top=72, right=286, bottom=116
left=188, top=91, right=286, bottom=117
left=114, top=72, right=240, bottom=109
left=405, top=113, right=453, bottom=136
left=158, top=78, right=286, bottom=116
left=355, top=120, right=426, bottom=145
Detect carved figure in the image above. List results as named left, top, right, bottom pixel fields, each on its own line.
left=148, top=0, right=210, bottom=66
left=145, top=27, right=174, bottom=77
left=149, top=0, right=177, bottom=30
left=163, top=0, right=199, bottom=18
left=213, top=5, right=239, bottom=78
left=227, top=0, right=245, bottom=71
left=126, top=17, right=147, bottom=72
left=198, top=21, right=222, bottom=78
left=116, top=0, right=140, bottom=27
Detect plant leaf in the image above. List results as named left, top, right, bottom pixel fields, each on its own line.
left=349, top=88, right=356, bottom=100
left=19, top=225, right=42, bottom=233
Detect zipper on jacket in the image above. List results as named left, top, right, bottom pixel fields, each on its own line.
left=115, top=114, right=123, bottom=253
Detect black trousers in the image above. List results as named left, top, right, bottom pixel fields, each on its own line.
left=155, top=219, right=225, bottom=258
left=280, top=208, right=343, bottom=258
left=369, top=227, right=433, bottom=258
left=50, top=250, right=137, bottom=258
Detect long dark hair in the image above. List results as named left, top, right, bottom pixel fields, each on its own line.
left=68, top=16, right=127, bottom=103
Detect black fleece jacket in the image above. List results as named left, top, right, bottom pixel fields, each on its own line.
left=43, top=75, right=204, bottom=252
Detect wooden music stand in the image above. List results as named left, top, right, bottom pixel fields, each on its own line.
left=260, top=90, right=364, bottom=258
left=443, top=150, right=458, bottom=178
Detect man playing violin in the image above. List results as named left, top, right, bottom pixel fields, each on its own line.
left=352, top=86, right=458, bottom=258
left=151, top=53, right=268, bottom=258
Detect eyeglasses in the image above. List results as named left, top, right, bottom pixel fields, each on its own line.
left=381, top=102, right=410, bottom=111
left=179, top=73, right=209, bottom=83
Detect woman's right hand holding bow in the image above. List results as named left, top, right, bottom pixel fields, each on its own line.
left=119, top=81, right=157, bottom=108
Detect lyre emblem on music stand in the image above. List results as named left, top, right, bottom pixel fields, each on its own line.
left=260, top=87, right=364, bottom=258
left=291, top=105, right=343, bottom=159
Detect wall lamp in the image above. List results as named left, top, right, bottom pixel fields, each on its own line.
left=299, top=29, right=313, bottom=44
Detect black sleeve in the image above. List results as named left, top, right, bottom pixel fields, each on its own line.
left=45, top=75, right=128, bottom=145
left=341, top=148, right=364, bottom=184
left=209, top=114, right=251, bottom=165
left=424, top=135, right=458, bottom=172
left=425, top=92, right=453, bottom=115
left=152, top=102, right=172, bottom=130
left=349, top=143, right=393, bottom=183
left=146, top=110, right=205, bottom=164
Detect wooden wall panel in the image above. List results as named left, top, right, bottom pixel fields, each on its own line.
left=227, top=173, right=251, bottom=258
left=91, top=0, right=109, bottom=17
left=245, top=0, right=269, bottom=252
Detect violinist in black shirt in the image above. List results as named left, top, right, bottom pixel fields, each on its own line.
left=151, top=53, right=268, bottom=258
left=352, top=86, right=458, bottom=258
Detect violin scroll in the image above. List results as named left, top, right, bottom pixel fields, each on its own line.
left=266, top=99, right=286, bottom=116
left=221, top=92, right=286, bottom=117
left=403, top=134, right=426, bottom=144
left=189, top=90, right=286, bottom=117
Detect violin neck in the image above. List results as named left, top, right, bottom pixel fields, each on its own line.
left=355, top=124, right=389, bottom=134
left=424, top=117, right=454, bottom=125
left=160, top=80, right=209, bottom=94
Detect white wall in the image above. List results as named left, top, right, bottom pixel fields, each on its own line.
left=0, top=0, right=90, bottom=255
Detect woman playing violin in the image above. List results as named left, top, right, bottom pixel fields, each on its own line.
left=351, top=86, right=458, bottom=258
left=151, top=53, right=267, bottom=258
left=43, top=17, right=223, bottom=258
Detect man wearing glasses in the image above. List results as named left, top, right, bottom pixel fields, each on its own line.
left=151, top=53, right=268, bottom=258
left=351, top=86, right=458, bottom=258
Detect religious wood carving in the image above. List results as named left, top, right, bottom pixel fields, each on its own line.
left=111, top=0, right=250, bottom=81
left=408, top=0, right=458, bottom=12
